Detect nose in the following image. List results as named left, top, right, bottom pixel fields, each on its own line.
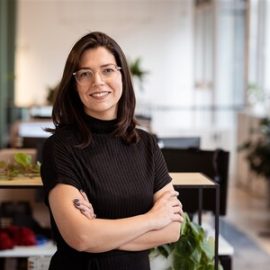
left=92, top=71, right=105, bottom=86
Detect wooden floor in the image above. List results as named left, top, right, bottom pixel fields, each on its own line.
left=225, top=183, right=270, bottom=255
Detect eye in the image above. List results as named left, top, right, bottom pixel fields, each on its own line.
left=102, top=67, right=115, bottom=75
left=78, top=70, right=92, bottom=80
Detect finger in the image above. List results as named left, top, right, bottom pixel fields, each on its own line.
left=80, top=209, right=95, bottom=219
left=75, top=204, right=95, bottom=216
left=169, top=198, right=182, bottom=208
left=80, top=190, right=89, bottom=202
left=80, top=209, right=90, bottom=219
left=173, top=205, right=183, bottom=214
left=176, top=201, right=183, bottom=209
left=73, top=202, right=95, bottom=218
left=73, top=201, right=93, bottom=219
left=77, top=200, right=94, bottom=210
left=74, top=198, right=94, bottom=211
left=171, top=215, right=181, bottom=222
left=73, top=198, right=83, bottom=208
left=179, top=200, right=183, bottom=207
left=179, top=209, right=184, bottom=216
left=79, top=205, right=95, bottom=217
left=169, top=194, right=182, bottom=203
left=172, top=199, right=183, bottom=208
left=170, top=190, right=179, bottom=197
left=172, top=213, right=184, bottom=222
left=176, top=215, right=184, bottom=223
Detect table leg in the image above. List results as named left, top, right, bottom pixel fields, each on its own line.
left=198, top=188, right=203, bottom=225
left=214, top=185, right=220, bottom=270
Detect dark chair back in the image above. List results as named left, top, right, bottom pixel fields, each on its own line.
left=161, top=148, right=229, bottom=215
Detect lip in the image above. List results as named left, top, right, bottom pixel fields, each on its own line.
left=89, top=91, right=111, bottom=99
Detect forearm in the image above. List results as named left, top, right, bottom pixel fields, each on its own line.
left=49, top=185, right=157, bottom=253
left=78, top=214, right=155, bottom=253
left=50, top=183, right=182, bottom=253
left=118, top=221, right=181, bottom=251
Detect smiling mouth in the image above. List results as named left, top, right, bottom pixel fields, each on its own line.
left=90, top=91, right=111, bottom=98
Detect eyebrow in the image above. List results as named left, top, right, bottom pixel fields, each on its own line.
left=78, top=63, right=117, bottom=70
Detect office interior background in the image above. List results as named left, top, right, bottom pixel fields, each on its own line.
left=0, top=0, right=270, bottom=269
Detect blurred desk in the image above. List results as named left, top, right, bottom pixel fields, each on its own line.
left=171, top=172, right=215, bottom=186
left=0, top=177, right=42, bottom=189
left=0, top=173, right=214, bottom=188
left=0, top=241, right=55, bottom=258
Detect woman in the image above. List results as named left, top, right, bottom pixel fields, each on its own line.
left=41, top=31, right=183, bottom=270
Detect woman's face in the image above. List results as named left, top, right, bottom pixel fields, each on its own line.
left=75, top=47, right=123, bottom=120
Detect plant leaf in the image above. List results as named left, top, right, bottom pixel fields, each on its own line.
left=190, top=246, right=202, bottom=264
left=157, top=244, right=172, bottom=258
left=14, top=153, right=32, bottom=167
left=150, top=212, right=223, bottom=270
left=0, top=152, right=41, bottom=180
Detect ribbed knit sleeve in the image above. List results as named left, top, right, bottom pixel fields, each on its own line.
left=151, top=135, right=172, bottom=193
left=40, top=134, right=83, bottom=202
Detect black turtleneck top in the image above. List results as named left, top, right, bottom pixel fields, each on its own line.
left=41, top=115, right=171, bottom=270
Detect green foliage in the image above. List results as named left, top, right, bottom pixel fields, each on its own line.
left=238, top=117, right=270, bottom=179
left=46, top=82, right=59, bottom=105
left=129, top=57, right=148, bottom=81
left=128, top=57, right=149, bottom=92
left=150, top=213, right=223, bottom=270
left=0, top=153, right=40, bottom=180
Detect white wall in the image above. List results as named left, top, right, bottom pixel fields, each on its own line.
left=15, top=0, right=194, bottom=109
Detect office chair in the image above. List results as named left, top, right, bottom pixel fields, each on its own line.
left=161, top=147, right=229, bottom=216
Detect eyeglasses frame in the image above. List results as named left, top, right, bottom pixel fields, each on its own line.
left=73, top=64, right=122, bottom=85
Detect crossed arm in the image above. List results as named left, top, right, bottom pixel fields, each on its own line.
left=49, top=182, right=183, bottom=253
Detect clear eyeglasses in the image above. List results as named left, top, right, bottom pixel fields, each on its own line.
left=73, top=64, right=121, bottom=86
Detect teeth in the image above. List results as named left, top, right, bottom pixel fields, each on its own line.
left=91, top=92, right=109, bottom=97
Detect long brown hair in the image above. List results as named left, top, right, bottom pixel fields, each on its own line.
left=50, top=32, right=139, bottom=147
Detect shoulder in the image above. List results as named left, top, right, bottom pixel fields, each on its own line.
left=43, top=126, right=78, bottom=151
left=137, top=127, right=154, bottom=140
left=41, top=127, right=79, bottom=169
left=136, top=128, right=158, bottom=149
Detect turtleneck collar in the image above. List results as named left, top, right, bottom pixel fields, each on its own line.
left=84, top=114, right=118, bottom=134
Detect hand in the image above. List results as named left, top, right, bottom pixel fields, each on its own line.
left=73, top=190, right=96, bottom=219
left=147, top=191, right=183, bottom=230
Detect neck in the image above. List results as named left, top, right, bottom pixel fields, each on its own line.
left=84, top=114, right=118, bottom=134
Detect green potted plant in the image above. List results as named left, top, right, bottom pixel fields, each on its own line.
left=129, top=57, right=148, bottom=92
left=238, top=117, right=270, bottom=233
left=238, top=117, right=270, bottom=180
left=149, top=213, right=223, bottom=270
left=0, top=153, right=40, bottom=180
